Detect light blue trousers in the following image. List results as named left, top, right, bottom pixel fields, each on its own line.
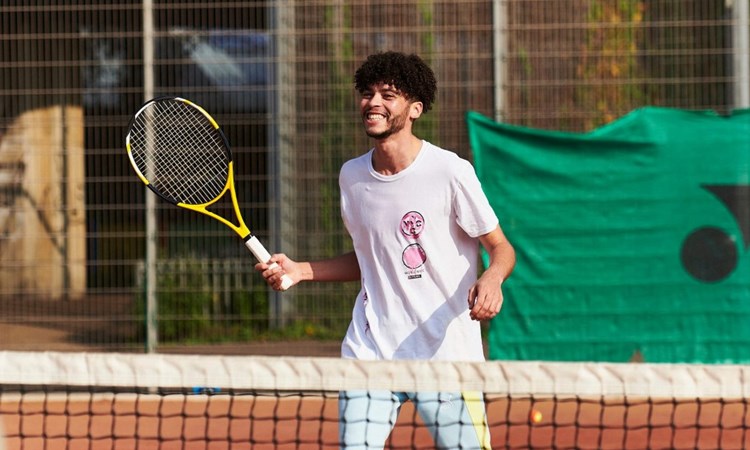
left=339, top=390, right=491, bottom=449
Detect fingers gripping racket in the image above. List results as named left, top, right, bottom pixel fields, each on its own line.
left=125, top=96, right=292, bottom=290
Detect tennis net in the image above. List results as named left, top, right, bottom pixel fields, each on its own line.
left=0, top=351, right=748, bottom=449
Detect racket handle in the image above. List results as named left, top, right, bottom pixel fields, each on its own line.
left=245, top=236, right=293, bottom=291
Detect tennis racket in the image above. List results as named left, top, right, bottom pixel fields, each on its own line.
left=125, top=96, right=292, bottom=290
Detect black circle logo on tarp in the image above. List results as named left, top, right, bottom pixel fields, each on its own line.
left=681, top=185, right=749, bottom=282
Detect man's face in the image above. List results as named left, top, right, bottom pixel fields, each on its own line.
left=359, top=83, right=414, bottom=140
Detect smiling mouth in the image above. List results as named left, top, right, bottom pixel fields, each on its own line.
left=365, top=112, right=386, bottom=121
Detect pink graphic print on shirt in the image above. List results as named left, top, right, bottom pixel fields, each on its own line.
left=400, top=211, right=425, bottom=239
left=400, top=211, right=427, bottom=271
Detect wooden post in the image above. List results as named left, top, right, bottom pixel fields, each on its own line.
left=0, top=106, right=86, bottom=300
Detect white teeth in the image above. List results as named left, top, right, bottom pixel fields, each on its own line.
left=367, top=113, right=385, bottom=120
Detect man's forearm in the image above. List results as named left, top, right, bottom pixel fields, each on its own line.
left=303, top=251, right=361, bottom=282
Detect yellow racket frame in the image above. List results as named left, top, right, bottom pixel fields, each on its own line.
left=126, top=96, right=291, bottom=290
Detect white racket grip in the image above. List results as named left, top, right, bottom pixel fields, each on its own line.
left=245, top=236, right=293, bottom=291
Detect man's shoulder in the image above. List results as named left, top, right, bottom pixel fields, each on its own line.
left=341, top=149, right=372, bottom=169
left=422, top=141, right=473, bottom=171
left=339, top=149, right=373, bottom=186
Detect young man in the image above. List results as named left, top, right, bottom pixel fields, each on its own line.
left=256, top=51, right=515, bottom=449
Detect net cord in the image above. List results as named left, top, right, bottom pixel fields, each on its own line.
left=1, top=351, right=749, bottom=399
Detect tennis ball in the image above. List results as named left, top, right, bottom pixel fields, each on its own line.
left=530, top=409, right=543, bottom=424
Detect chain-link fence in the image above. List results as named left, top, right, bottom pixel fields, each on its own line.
left=0, top=0, right=746, bottom=353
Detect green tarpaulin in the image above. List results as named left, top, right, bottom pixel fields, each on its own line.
left=467, top=107, right=750, bottom=363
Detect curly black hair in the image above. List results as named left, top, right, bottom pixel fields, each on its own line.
left=354, top=52, right=437, bottom=112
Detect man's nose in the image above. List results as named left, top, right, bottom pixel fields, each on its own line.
left=368, top=93, right=383, bottom=105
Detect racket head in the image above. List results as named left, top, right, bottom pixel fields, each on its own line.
left=125, top=96, right=232, bottom=207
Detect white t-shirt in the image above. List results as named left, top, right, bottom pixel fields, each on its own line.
left=339, top=141, right=499, bottom=361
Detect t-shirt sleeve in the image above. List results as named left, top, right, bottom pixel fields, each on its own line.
left=453, top=161, right=499, bottom=238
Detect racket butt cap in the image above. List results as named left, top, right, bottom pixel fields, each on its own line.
left=279, top=275, right=293, bottom=291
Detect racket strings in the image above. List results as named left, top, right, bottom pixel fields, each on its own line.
left=129, top=99, right=231, bottom=205
left=153, top=120, right=226, bottom=202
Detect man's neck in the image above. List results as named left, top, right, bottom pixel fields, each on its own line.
left=371, top=134, right=423, bottom=176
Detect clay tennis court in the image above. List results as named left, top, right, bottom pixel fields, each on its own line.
left=2, top=392, right=748, bottom=449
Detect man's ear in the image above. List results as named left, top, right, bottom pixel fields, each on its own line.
left=409, top=101, right=424, bottom=120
